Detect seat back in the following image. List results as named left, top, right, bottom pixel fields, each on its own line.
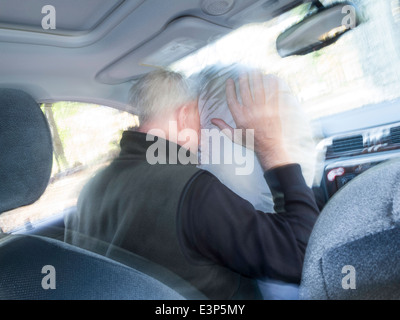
left=300, top=159, right=400, bottom=299
left=0, top=235, right=184, bottom=300
left=0, top=89, right=53, bottom=214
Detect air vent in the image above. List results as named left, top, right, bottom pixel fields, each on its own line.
left=332, top=135, right=364, bottom=153
left=390, top=126, right=400, bottom=144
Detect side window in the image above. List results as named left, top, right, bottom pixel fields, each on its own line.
left=0, top=102, right=138, bottom=233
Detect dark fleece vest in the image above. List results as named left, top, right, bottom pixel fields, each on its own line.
left=65, top=130, right=261, bottom=299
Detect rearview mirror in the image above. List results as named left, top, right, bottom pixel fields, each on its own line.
left=276, top=2, right=360, bottom=58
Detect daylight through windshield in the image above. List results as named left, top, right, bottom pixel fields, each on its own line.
left=171, top=0, right=400, bottom=120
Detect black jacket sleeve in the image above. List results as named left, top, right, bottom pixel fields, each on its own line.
left=178, top=164, right=319, bottom=284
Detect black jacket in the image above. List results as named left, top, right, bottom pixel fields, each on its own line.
left=65, top=131, right=319, bottom=299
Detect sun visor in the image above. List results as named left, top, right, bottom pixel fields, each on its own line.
left=96, top=17, right=231, bottom=84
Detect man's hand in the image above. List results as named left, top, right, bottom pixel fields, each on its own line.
left=211, top=72, right=292, bottom=171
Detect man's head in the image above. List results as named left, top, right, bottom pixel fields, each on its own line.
left=128, top=69, right=200, bottom=151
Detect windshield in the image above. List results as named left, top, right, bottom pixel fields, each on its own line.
left=171, top=0, right=400, bottom=120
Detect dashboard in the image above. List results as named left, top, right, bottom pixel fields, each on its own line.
left=313, top=98, right=400, bottom=204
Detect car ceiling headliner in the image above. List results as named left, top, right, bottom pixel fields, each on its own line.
left=0, top=0, right=305, bottom=111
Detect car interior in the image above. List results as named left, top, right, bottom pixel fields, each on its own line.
left=1, top=0, right=400, bottom=300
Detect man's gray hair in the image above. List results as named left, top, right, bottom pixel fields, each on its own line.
left=128, top=69, right=197, bottom=125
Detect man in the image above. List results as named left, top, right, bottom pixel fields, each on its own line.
left=64, top=68, right=319, bottom=299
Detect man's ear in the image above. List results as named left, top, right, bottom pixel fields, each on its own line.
left=176, top=104, right=190, bottom=131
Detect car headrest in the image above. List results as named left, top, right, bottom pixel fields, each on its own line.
left=0, top=89, right=53, bottom=214
left=300, top=158, right=400, bottom=299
